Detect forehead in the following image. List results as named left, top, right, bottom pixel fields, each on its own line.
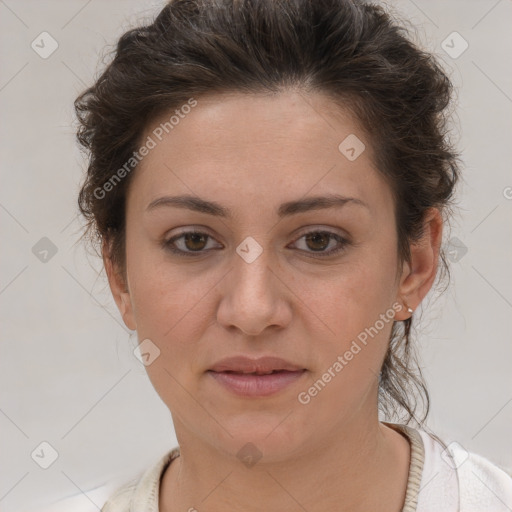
left=142, top=90, right=369, bottom=158
left=128, top=91, right=391, bottom=218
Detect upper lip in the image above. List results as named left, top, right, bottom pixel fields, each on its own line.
left=208, top=356, right=305, bottom=374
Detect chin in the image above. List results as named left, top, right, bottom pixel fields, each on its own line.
left=207, top=411, right=312, bottom=466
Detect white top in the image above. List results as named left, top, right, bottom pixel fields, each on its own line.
left=33, top=423, right=512, bottom=511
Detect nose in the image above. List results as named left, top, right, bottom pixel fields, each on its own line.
left=216, top=247, right=292, bottom=336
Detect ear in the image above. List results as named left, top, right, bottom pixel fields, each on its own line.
left=394, top=207, right=443, bottom=321
left=102, top=240, right=137, bottom=331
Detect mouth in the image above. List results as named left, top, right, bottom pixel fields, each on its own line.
left=215, top=369, right=297, bottom=375
left=207, top=356, right=307, bottom=397
left=208, top=355, right=305, bottom=374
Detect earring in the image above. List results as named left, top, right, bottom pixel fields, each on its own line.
left=403, top=300, right=413, bottom=314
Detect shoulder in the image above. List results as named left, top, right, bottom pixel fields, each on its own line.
left=102, top=447, right=180, bottom=512
left=101, top=479, right=138, bottom=512
left=414, top=426, right=512, bottom=512
left=451, top=444, right=512, bottom=511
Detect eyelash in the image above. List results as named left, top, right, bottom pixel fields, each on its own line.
left=163, top=229, right=351, bottom=258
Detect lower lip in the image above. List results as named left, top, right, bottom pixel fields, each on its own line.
left=207, top=370, right=306, bottom=397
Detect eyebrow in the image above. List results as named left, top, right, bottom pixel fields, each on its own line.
left=145, top=193, right=368, bottom=218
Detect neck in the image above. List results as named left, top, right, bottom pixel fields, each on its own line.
left=160, top=415, right=410, bottom=512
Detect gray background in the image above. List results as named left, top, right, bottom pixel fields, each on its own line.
left=1, top=0, right=511, bottom=510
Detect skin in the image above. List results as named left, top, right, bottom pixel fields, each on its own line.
left=104, top=90, right=443, bottom=512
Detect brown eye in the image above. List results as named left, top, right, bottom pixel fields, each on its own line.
left=182, top=232, right=208, bottom=251
left=304, top=232, right=331, bottom=252
left=163, top=230, right=221, bottom=256
left=291, top=230, right=350, bottom=258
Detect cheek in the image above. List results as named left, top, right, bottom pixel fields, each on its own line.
left=318, top=246, right=398, bottom=333
left=130, top=263, right=214, bottom=344
left=127, top=262, right=217, bottom=412
left=125, top=245, right=227, bottom=391
left=125, top=227, right=208, bottom=334
left=297, top=266, right=399, bottom=420
left=304, top=241, right=399, bottom=389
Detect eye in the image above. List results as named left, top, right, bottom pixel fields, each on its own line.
left=290, top=230, right=350, bottom=257
left=163, top=229, right=351, bottom=258
left=163, top=230, right=222, bottom=257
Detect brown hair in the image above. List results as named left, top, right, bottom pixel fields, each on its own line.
left=75, top=0, right=460, bottom=429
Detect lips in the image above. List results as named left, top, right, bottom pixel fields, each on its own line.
left=207, top=356, right=307, bottom=397
left=208, top=355, right=304, bottom=374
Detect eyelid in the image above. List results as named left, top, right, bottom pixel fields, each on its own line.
left=164, top=225, right=220, bottom=244
left=288, top=229, right=350, bottom=257
left=164, top=228, right=223, bottom=256
left=291, top=224, right=348, bottom=240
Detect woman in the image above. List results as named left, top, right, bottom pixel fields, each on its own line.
left=74, top=0, right=512, bottom=510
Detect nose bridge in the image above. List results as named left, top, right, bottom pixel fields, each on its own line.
left=232, top=235, right=275, bottom=299
left=216, top=235, right=285, bottom=335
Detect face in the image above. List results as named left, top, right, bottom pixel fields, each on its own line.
left=107, top=91, right=435, bottom=462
